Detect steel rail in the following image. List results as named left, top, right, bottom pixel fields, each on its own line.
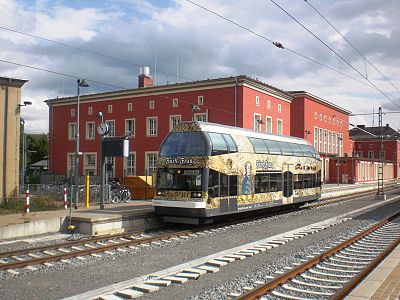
left=0, top=229, right=195, bottom=271
left=235, top=208, right=400, bottom=300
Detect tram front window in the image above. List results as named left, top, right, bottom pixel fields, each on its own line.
left=157, top=168, right=203, bottom=191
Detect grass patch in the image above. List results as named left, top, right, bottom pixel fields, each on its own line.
left=1, top=196, right=64, bottom=214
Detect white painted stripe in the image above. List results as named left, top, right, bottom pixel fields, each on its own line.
left=152, top=199, right=206, bottom=208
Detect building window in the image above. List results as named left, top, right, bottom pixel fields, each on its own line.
left=83, top=153, right=97, bottom=176
left=324, top=115, right=327, bottom=122
left=314, top=112, right=318, bottom=119
left=106, top=157, right=115, bottom=178
left=125, top=119, right=135, bottom=136
left=319, top=114, right=322, bottom=121
left=266, top=116, right=272, bottom=133
left=277, top=119, right=283, bottom=135
left=323, top=129, right=327, bottom=153
left=169, top=115, right=181, bottom=131
left=71, top=109, right=75, bottom=117
left=86, top=122, right=95, bottom=140
left=194, top=113, right=207, bottom=122
left=256, top=96, right=260, bottom=107
left=340, top=121, right=343, bottom=127
left=108, top=105, right=112, bottom=113
left=67, top=153, right=74, bottom=177
left=357, top=151, right=363, bottom=158
left=336, top=120, right=339, bottom=126
left=198, top=95, right=204, bottom=106
left=124, top=152, right=136, bottom=176
left=149, top=100, right=155, bottom=110
left=327, top=130, right=331, bottom=153
left=88, top=107, right=93, bottom=115
left=145, top=152, right=158, bottom=175
left=278, top=104, right=282, bottom=113
left=254, top=114, right=261, bottom=131
left=314, top=127, right=318, bottom=149
left=106, top=120, right=115, bottom=137
left=267, top=100, right=271, bottom=109
left=369, top=144, right=373, bottom=149
left=146, top=117, right=158, bottom=136
left=319, top=128, right=323, bottom=152
left=128, top=103, right=133, bottom=111
left=332, top=132, right=336, bottom=154
left=368, top=151, right=374, bottom=159
left=68, top=123, right=77, bottom=140
left=173, top=98, right=179, bottom=108
left=379, top=150, right=385, bottom=159
left=328, top=117, right=331, bottom=124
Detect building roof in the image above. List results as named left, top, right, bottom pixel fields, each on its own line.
left=0, top=76, right=28, bottom=88
left=287, top=90, right=352, bottom=115
left=44, top=75, right=294, bottom=105
left=350, top=124, right=400, bottom=141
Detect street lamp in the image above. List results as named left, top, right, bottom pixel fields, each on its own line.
left=18, top=101, right=32, bottom=193
left=74, top=79, right=89, bottom=209
left=337, top=134, right=343, bottom=185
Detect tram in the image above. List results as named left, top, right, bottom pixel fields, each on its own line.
left=152, top=121, right=322, bottom=224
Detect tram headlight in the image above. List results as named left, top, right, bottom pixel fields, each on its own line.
left=157, top=191, right=165, bottom=196
left=191, top=192, right=202, bottom=198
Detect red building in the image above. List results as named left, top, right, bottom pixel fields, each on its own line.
left=289, top=91, right=352, bottom=183
left=45, top=74, right=293, bottom=179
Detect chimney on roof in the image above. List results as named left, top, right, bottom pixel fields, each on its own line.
left=138, top=66, right=154, bottom=88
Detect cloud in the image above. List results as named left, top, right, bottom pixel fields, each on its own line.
left=1, top=0, right=399, bottom=133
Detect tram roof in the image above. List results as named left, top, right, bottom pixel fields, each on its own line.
left=179, top=121, right=311, bottom=146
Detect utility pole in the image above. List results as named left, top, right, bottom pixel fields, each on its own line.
left=376, top=107, right=385, bottom=199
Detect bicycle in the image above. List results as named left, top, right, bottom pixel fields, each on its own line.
left=109, top=181, right=131, bottom=203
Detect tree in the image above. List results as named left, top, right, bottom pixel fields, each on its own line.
left=26, top=134, right=48, bottom=165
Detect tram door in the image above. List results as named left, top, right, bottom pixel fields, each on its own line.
left=283, top=171, right=294, bottom=204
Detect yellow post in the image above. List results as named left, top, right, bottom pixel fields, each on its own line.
left=85, top=175, right=90, bottom=208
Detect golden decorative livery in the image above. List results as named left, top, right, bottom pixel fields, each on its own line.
left=153, top=122, right=321, bottom=224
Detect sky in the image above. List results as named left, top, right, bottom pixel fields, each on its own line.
left=1, top=0, right=399, bottom=134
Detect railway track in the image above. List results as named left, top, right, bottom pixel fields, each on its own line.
left=234, top=209, right=400, bottom=300
left=0, top=183, right=397, bottom=275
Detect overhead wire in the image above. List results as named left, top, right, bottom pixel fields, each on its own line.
left=303, top=0, right=400, bottom=95
left=269, top=0, right=400, bottom=110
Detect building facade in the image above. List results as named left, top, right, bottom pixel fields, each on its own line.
left=289, top=91, right=352, bottom=183
left=0, top=77, right=28, bottom=200
left=46, top=75, right=293, bottom=179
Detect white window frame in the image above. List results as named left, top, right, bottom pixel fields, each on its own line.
left=145, top=151, right=158, bottom=176
left=254, top=113, right=262, bottom=131
left=67, top=153, right=74, bottom=177
left=83, top=152, right=97, bottom=176
left=319, top=128, right=323, bottom=152
left=86, top=122, right=95, bottom=140
left=379, top=150, right=385, bottom=159
left=327, top=130, right=331, bottom=153
left=106, top=120, right=115, bottom=137
left=256, top=96, right=260, bottom=107
left=173, top=98, right=179, bottom=108
left=149, top=100, right=155, bottom=110
left=125, top=118, right=135, bottom=136
left=124, top=152, right=136, bottom=176
left=266, top=116, right=272, bottom=133
left=107, top=105, right=112, bottom=113
left=314, top=127, right=318, bottom=149
left=68, top=122, right=77, bottom=140
left=194, top=113, right=207, bottom=122
left=71, top=108, right=75, bottom=117
left=368, top=151, right=374, bottom=159
left=146, top=117, right=158, bottom=136
left=277, top=119, right=283, bottom=135
left=128, top=103, right=133, bottom=111
left=197, top=95, right=204, bottom=106
left=88, top=107, right=93, bottom=115
left=339, top=133, right=343, bottom=156
left=323, top=129, right=327, bottom=153
left=277, top=103, right=282, bottom=113
left=267, top=100, right=271, bottom=109
left=169, top=115, right=181, bottom=131
left=314, top=112, right=318, bottom=119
